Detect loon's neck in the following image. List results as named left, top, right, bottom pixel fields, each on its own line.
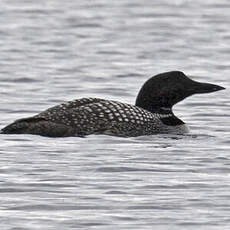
left=135, top=102, right=185, bottom=126
left=147, top=106, right=172, bottom=115
left=135, top=97, right=172, bottom=115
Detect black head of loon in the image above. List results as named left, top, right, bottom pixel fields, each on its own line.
left=135, top=71, right=225, bottom=113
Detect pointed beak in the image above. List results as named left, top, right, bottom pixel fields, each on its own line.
left=191, top=81, right=225, bottom=94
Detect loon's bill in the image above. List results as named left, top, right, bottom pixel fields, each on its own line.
left=1, top=71, right=225, bottom=137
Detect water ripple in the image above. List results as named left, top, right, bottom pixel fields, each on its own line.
left=0, top=0, right=230, bottom=229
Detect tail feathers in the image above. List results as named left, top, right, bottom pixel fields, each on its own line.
left=1, top=117, right=76, bottom=137
left=1, top=117, right=46, bottom=134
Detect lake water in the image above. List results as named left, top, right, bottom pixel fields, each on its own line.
left=0, top=0, right=230, bottom=229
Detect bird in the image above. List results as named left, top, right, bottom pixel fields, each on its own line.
left=1, top=71, right=225, bottom=137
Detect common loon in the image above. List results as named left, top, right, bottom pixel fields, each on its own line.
left=1, top=71, right=225, bottom=137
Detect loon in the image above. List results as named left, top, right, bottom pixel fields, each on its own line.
left=1, top=71, right=225, bottom=137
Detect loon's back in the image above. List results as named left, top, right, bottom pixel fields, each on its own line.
left=1, top=97, right=187, bottom=137
left=1, top=71, right=224, bottom=137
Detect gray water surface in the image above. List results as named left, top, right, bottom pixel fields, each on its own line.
left=0, top=0, right=230, bottom=229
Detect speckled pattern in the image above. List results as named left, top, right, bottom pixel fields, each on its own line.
left=1, top=97, right=187, bottom=137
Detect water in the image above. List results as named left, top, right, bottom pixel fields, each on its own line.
left=0, top=0, right=230, bottom=229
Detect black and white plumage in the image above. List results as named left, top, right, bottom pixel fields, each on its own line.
left=1, top=71, right=225, bottom=137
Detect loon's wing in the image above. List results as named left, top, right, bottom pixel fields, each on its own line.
left=1, top=98, right=107, bottom=137
left=36, top=99, right=160, bottom=137
left=30, top=98, right=155, bottom=136
left=35, top=97, right=106, bottom=119
left=33, top=98, right=116, bottom=136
